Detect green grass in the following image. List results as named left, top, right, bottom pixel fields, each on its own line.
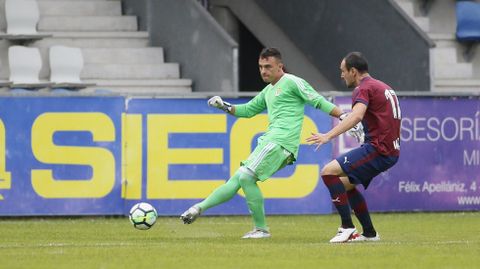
left=1, top=212, right=479, bottom=269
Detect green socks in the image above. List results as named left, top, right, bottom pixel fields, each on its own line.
left=196, top=169, right=268, bottom=231
left=238, top=172, right=268, bottom=231
left=197, top=171, right=241, bottom=211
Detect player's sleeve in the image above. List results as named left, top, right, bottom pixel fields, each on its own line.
left=352, top=88, right=369, bottom=107
left=293, top=78, right=335, bottom=114
left=233, top=89, right=267, bottom=118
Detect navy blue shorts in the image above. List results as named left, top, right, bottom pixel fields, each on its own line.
left=336, top=143, right=398, bottom=189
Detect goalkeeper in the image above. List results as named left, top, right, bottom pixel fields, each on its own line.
left=180, top=47, right=360, bottom=239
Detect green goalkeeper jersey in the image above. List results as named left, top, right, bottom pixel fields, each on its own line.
left=234, top=73, right=335, bottom=162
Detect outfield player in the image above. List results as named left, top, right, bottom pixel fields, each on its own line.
left=180, top=48, right=345, bottom=239
left=307, top=52, right=401, bottom=243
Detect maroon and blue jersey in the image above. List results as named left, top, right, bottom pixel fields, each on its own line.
left=352, top=77, right=401, bottom=156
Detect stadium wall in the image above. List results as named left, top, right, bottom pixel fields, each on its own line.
left=253, top=0, right=434, bottom=92
left=0, top=95, right=478, bottom=216
left=122, top=0, right=239, bottom=93
left=122, top=0, right=434, bottom=93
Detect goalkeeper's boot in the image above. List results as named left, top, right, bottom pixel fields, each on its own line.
left=242, top=228, right=271, bottom=239
left=348, top=232, right=380, bottom=243
left=329, top=227, right=357, bottom=243
left=180, top=205, right=201, bottom=224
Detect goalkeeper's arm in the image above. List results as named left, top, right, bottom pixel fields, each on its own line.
left=325, top=102, right=366, bottom=141
left=207, top=96, right=236, bottom=114
left=329, top=106, right=344, bottom=118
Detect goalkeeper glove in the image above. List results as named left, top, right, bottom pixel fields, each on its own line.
left=339, top=113, right=365, bottom=143
left=207, top=96, right=232, bottom=113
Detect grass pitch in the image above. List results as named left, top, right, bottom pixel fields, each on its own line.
left=1, top=212, right=479, bottom=269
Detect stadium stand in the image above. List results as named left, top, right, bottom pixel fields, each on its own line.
left=49, top=45, right=95, bottom=90
left=8, top=45, right=51, bottom=89
left=0, top=0, right=192, bottom=94
left=395, top=0, right=480, bottom=92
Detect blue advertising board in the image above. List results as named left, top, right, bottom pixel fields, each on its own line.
left=2, top=95, right=477, bottom=216
left=0, top=97, right=333, bottom=216
left=0, top=97, right=124, bottom=215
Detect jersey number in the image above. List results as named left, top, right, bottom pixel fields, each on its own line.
left=385, top=89, right=401, bottom=120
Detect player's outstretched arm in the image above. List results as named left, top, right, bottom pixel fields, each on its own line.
left=326, top=103, right=366, bottom=139
left=207, top=96, right=236, bottom=115
left=307, top=103, right=367, bottom=148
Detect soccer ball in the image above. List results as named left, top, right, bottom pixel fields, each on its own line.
left=129, top=202, right=158, bottom=230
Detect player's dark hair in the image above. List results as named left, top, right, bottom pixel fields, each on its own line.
left=344, top=52, right=368, bottom=73
left=259, top=47, right=282, bottom=62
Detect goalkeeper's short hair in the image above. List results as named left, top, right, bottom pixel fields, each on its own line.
left=259, top=47, right=282, bottom=62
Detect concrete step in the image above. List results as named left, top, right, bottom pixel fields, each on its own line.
left=434, top=63, right=473, bottom=79
left=394, top=0, right=429, bottom=32
left=395, top=0, right=430, bottom=32
left=82, top=63, right=180, bottom=79
left=87, top=87, right=193, bottom=95
left=396, top=1, right=415, bottom=16
left=37, top=63, right=180, bottom=80
left=429, top=33, right=475, bottom=63
left=414, top=16, right=429, bottom=32
left=82, top=48, right=165, bottom=64
left=32, top=32, right=149, bottom=49
left=38, top=1, right=122, bottom=16
left=2, top=79, right=193, bottom=95
left=82, top=79, right=192, bottom=94
left=434, top=79, right=480, bottom=92
left=86, top=86, right=192, bottom=95
left=432, top=47, right=458, bottom=64
left=39, top=16, right=138, bottom=32
left=37, top=0, right=112, bottom=1
left=84, top=79, right=192, bottom=87
left=44, top=31, right=149, bottom=39
left=429, top=33, right=458, bottom=48
left=426, top=0, right=456, bottom=34
left=33, top=47, right=165, bottom=78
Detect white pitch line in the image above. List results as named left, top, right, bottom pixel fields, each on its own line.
left=0, top=240, right=474, bottom=249
left=0, top=242, right=145, bottom=249
left=305, top=240, right=475, bottom=246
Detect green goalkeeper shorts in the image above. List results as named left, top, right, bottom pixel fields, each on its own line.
left=241, top=141, right=294, bottom=181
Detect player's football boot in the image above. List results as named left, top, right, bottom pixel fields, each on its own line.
left=329, top=227, right=357, bottom=243
left=348, top=232, right=380, bottom=242
left=180, top=205, right=201, bottom=224
left=242, top=228, right=271, bottom=239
